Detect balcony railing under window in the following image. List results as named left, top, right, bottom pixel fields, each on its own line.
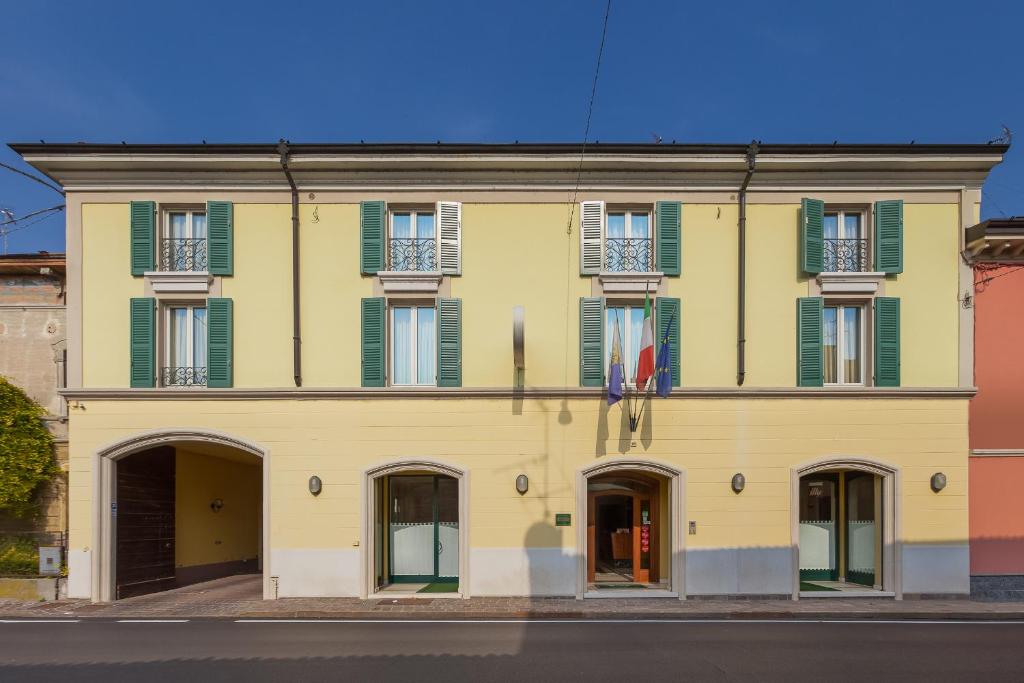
left=162, top=367, right=207, bottom=387
left=161, top=238, right=208, bottom=272
left=388, top=238, right=437, bottom=271
left=824, top=238, right=868, bottom=272
left=605, top=237, right=653, bottom=272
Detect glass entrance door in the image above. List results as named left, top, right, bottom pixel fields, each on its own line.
left=845, top=473, right=878, bottom=587
left=388, top=475, right=459, bottom=583
left=799, top=474, right=839, bottom=581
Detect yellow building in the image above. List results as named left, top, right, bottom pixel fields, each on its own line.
left=12, top=141, right=1007, bottom=601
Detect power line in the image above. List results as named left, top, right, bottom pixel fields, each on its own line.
left=0, top=203, right=66, bottom=226
left=0, top=161, right=65, bottom=197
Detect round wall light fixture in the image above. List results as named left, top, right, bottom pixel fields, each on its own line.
left=210, top=498, right=224, bottom=512
left=731, top=473, right=746, bottom=494
left=516, top=474, right=529, bottom=495
left=309, top=475, right=323, bottom=496
left=930, top=472, right=947, bottom=493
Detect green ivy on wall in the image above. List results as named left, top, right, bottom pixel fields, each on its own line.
left=0, top=377, right=57, bottom=517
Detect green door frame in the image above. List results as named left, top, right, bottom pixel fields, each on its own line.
left=388, top=475, right=453, bottom=584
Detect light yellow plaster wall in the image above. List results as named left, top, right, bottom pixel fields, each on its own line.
left=175, top=449, right=261, bottom=568
left=886, top=204, right=960, bottom=387
left=67, top=396, right=968, bottom=555
left=81, top=204, right=144, bottom=387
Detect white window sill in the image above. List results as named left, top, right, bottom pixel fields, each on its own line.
left=144, top=270, right=213, bottom=294
left=377, top=270, right=443, bottom=293
left=817, top=271, right=885, bottom=295
left=597, top=271, right=663, bottom=293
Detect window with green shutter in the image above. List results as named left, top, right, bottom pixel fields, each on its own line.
left=207, top=201, right=233, bottom=276
left=437, top=298, right=462, bottom=387
left=129, top=298, right=156, bottom=387
left=800, top=198, right=824, bottom=275
left=655, top=297, right=681, bottom=387
left=796, top=297, right=824, bottom=387
left=874, top=297, right=900, bottom=387
left=206, top=298, right=233, bottom=388
left=874, top=200, right=903, bottom=274
left=130, top=201, right=156, bottom=276
left=361, top=297, right=386, bottom=387
left=655, top=201, right=681, bottom=276
left=580, top=297, right=605, bottom=386
left=361, top=201, right=386, bottom=274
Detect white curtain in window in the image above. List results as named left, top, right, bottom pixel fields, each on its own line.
left=628, top=307, right=644, bottom=383
left=416, top=307, right=436, bottom=385
left=169, top=213, right=187, bottom=239
left=192, top=213, right=207, bottom=239
left=823, top=307, right=838, bottom=384
left=392, top=213, right=412, bottom=239
left=843, top=307, right=860, bottom=382
left=171, top=308, right=188, bottom=368
left=607, top=214, right=625, bottom=272
left=416, top=213, right=435, bottom=270
left=392, top=307, right=412, bottom=385
left=193, top=307, right=208, bottom=369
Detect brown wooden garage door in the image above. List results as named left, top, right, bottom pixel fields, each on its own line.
left=116, top=447, right=175, bottom=599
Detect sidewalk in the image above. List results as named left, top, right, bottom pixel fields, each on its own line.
left=3, top=575, right=1024, bottom=620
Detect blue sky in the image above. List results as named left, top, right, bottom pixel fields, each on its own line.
left=2, top=0, right=1022, bottom=254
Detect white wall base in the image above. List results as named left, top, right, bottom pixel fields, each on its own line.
left=902, top=543, right=970, bottom=594
left=271, top=548, right=360, bottom=597
left=67, top=549, right=92, bottom=599
left=470, top=547, right=576, bottom=596
left=685, top=547, right=792, bottom=595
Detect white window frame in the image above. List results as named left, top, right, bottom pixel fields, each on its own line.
left=389, top=304, right=437, bottom=387
left=823, top=209, right=867, bottom=273
left=823, top=303, right=866, bottom=386
left=388, top=209, right=437, bottom=271
left=162, top=208, right=208, bottom=272
left=606, top=302, right=650, bottom=387
left=162, top=303, right=208, bottom=387
left=604, top=208, right=653, bottom=272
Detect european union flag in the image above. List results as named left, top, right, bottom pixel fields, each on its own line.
left=654, top=313, right=675, bottom=398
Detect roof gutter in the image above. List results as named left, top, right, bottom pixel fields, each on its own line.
left=737, top=141, right=758, bottom=386
left=278, top=139, right=302, bottom=387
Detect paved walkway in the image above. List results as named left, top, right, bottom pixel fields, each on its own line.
left=3, top=574, right=1024, bottom=620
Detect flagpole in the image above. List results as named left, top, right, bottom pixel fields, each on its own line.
left=632, top=311, right=676, bottom=433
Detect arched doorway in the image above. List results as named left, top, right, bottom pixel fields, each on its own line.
left=792, top=457, right=900, bottom=599
left=361, top=460, right=469, bottom=598
left=93, top=430, right=270, bottom=602
left=576, top=460, right=684, bottom=599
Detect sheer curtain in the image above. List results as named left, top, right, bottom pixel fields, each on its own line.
left=171, top=308, right=188, bottom=369
left=607, top=213, right=625, bottom=271
left=823, top=214, right=839, bottom=272
left=843, top=307, right=860, bottom=383
left=416, top=213, right=435, bottom=270
left=392, top=307, right=412, bottom=384
left=631, top=213, right=651, bottom=268
left=392, top=213, right=411, bottom=270
left=193, top=308, right=208, bottom=370
left=416, top=307, right=436, bottom=385
left=823, top=307, right=838, bottom=384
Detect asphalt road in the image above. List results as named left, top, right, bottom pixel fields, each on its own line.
left=1, top=619, right=1023, bottom=682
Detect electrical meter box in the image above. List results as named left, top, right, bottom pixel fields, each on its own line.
left=38, top=546, right=61, bottom=576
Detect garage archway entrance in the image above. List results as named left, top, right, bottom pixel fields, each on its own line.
left=94, top=430, right=269, bottom=602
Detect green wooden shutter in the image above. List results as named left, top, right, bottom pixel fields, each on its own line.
left=800, top=198, right=824, bottom=275
left=207, top=201, right=233, bottom=275
left=130, top=201, right=156, bottom=275
left=129, top=298, right=156, bottom=387
left=655, top=297, right=681, bottom=387
left=437, top=298, right=462, bottom=387
left=655, top=200, right=681, bottom=276
left=874, top=200, right=903, bottom=274
left=361, top=297, right=386, bottom=387
left=207, top=298, right=233, bottom=388
left=796, top=297, right=824, bottom=387
left=874, top=297, right=901, bottom=387
left=360, top=201, right=386, bottom=274
left=580, top=297, right=605, bottom=387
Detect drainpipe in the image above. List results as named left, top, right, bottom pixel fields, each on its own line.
left=278, top=139, right=302, bottom=387
left=737, top=141, right=758, bottom=386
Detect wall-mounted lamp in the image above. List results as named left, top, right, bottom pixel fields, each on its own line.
left=515, top=474, right=529, bottom=495
left=731, top=473, right=746, bottom=494
left=309, top=475, right=323, bottom=496
left=210, top=498, right=224, bottom=512
left=930, top=472, right=947, bottom=493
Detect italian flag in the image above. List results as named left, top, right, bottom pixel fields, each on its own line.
left=635, top=293, right=655, bottom=390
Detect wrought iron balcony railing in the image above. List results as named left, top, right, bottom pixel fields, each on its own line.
left=161, top=238, right=208, bottom=272
left=387, top=238, right=437, bottom=271
left=162, top=367, right=207, bottom=387
left=824, top=238, right=868, bottom=272
left=605, top=237, right=653, bottom=272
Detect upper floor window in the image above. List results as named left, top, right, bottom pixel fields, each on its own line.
left=162, top=209, right=208, bottom=272
left=823, top=304, right=863, bottom=385
left=606, top=304, right=646, bottom=384
left=605, top=210, right=653, bottom=272
left=389, top=210, right=437, bottom=272
left=823, top=210, right=866, bottom=273
left=163, top=304, right=207, bottom=387
left=391, top=304, right=436, bottom=386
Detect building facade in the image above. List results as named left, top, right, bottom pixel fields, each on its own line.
left=0, top=253, right=67, bottom=541
left=965, top=217, right=1024, bottom=600
left=12, top=141, right=1005, bottom=602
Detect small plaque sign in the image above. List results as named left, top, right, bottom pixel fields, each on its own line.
left=555, top=513, right=571, bottom=527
